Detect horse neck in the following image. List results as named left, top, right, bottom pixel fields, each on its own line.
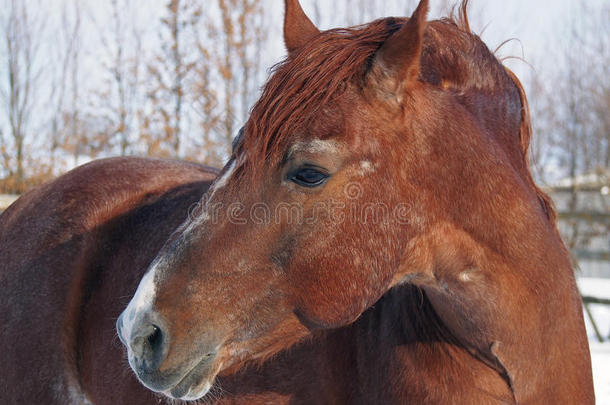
left=406, top=218, right=591, bottom=403
left=319, top=284, right=515, bottom=403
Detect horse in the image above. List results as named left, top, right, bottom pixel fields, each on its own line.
left=0, top=0, right=594, bottom=404
left=0, top=157, right=219, bottom=403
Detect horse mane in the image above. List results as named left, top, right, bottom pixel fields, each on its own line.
left=241, top=18, right=400, bottom=170
left=502, top=67, right=557, bottom=223
left=447, top=0, right=557, bottom=223
left=241, top=0, right=556, bottom=223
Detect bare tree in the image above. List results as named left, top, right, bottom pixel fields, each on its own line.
left=523, top=64, right=556, bottom=184
left=87, top=0, right=146, bottom=159
left=0, top=0, right=46, bottom=192
left=217, top=0, right=238, bottom=149
left=549, top=2, right=609, bottom=181
left=47, top=0, right=82, bottom=170
left=145, top=0, right=201, bottom=158
left=213, top=0, right=266, bottom=153
left=532, top=1, right=610, bottom=253
left=190, top=27, right=223, bottom=165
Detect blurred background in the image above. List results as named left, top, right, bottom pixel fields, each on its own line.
left=0, top=0, right=608, bottom=400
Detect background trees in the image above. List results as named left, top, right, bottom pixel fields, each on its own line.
left=0, top=0, right=607, bottom=194
left=0, top=0, right=47, bottom=192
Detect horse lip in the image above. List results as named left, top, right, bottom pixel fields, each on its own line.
left=162, top=351, right=219, bottom=400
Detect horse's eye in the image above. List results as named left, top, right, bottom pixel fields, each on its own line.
left=289, top=167, right=328, bottom=187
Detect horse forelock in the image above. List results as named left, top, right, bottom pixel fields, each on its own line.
left=240, top=0, right=552, bottom=220
left=240, top=18, right=401, bottom=175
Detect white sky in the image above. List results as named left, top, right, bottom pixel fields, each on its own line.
left=295, top=0, right=606, bottom=81
left=50, top=0, right=605, bottom=80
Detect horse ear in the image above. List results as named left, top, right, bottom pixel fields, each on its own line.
left=284, top=0, right=320, bottom=54
left=376, top=0, right=429, bottom=85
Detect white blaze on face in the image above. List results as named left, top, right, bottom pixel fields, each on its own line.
left=119, top=264, right=158, bottom=344
left=206, top=160, right=237, bottom=202
left=184, top=159, right=238, bottom=234
left=120, top=159, right=240, bottom=345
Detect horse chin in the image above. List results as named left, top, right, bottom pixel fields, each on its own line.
left=166, top=381, right=213, bottom=402
left=160, top=355, right=222, bottom=402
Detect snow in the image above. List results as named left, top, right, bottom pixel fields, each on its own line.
left=551, top=169, right=610, bottom=189
left=591, top=342, right=610, bottom=404
left=0, top=194, right=18, bottom=211
left=578, top=277, right=610, bottom=404
left=579, top=278, right=610, bottom=301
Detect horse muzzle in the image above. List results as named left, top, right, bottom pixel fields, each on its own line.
left=116, top=310, right=220, bottom=400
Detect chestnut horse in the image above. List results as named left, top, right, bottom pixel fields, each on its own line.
left=0, top=158, right=219, bottom=404
left=1, top=0, right=594, bottom=404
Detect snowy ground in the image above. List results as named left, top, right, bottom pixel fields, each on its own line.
left=0, top=194, right=18, bottom=211
left=578, top=277, right=610, bottom=404
left=591, top=342, right=610, bottom=404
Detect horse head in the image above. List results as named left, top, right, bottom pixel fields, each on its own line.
left=117, top=1, right=586, bottom=402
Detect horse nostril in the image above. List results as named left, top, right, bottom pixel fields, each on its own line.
left=147, top=324, right=162, bottom=352
left=127, top=318, right=169, bottom=375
